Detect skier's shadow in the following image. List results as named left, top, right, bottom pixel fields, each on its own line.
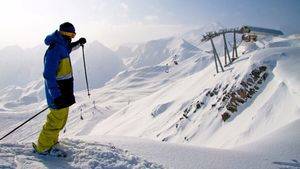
left=273, top=159, right=300, bottom=169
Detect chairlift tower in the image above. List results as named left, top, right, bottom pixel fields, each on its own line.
left=202, top=28, right=240, bottom=73
left=201, top=25, right=283, bottom=73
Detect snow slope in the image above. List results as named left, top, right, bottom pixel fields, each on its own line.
left=127, top=37, right=200, bottom=68
left=83, top=118, right=300, bottom=169
left=90, top=35, right=300, bottom=149
left=1, top=119, right=299, bottom=169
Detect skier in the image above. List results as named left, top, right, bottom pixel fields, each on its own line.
left=32, top=22, right=86, bottom=156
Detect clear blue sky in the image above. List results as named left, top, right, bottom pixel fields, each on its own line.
left=0, top=0, right=299, bottom=49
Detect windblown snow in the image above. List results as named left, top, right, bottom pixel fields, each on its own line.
left=0, top=24, right=299, bottom=168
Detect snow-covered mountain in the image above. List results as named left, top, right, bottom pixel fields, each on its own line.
left=127, top=37, right=200, bottom=68
left=0, top=79, right=44, bottom=110
left=0, top=40, right=125, bottom=93
left=73, top=41, right=125, bottom=91
left=89, top=35, right=300, bottom=149
left=0, top=45, right=45, bottom=89
left=181, top=22, right=224, bottom=48
left=0, top=28, right=299, bottom=168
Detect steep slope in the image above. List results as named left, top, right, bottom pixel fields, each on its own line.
left=83, top=49, right=212, bottom=114
left=90, top=36, right=300, bottom=149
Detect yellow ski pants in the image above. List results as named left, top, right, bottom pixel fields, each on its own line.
left=35, top=107, right=69, bottom=152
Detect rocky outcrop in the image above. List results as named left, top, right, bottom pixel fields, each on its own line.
left=178, top=65, right=269, bottom=123
left=170, top=65, right=269, bottom=144
left=220, top=65, right=268, bottom=121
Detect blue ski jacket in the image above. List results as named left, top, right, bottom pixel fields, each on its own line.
left=43, top=31, right=76, bottom=109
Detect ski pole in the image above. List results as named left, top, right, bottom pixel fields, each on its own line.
left=81, top=45, right=91, bottom=98
left=0, top=106, right=49, bottom=141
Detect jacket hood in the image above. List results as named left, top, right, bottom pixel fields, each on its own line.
left=44, top=30, right=68, bottom=47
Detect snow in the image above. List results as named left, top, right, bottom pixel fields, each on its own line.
left=0, top=28, right=299, bottom=168
left=82, top=118, right=300, bottom=169
left=89, top=36, right=300, bottom=150
left=127, top=37, right=200, bottom=68
left=0, top=139, right=163, bottom=169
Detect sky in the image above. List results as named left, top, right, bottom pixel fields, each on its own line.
left=0, top=0, right=299, bottom=49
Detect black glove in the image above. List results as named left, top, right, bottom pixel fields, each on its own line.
left=78, top=37, right=86, bottom=45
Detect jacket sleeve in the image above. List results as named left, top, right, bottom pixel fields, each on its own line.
left=43, top=46, right=61, bottom=99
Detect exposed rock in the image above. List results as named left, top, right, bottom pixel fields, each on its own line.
left=236, top=89, right=248, bottom=99
left=196, top=103, right=201, bottom=109
left=251, top=69, right=260, bottom=79
left=259, top=65, right=267, bottom=72
left=217, top=106, right=224, bottom=111
left=213, top=88, right=219, bottom=95
left=240, top=81, right=248, bottom=88
left=257, top=79, right=263, bottom=84
left=221, top=65, right=268, bottom=121
left=222, top=112, right=231, bottom=122
left=226, top=105, right=237, bottom=113
left=223, top=84, right=229, bottom=91
left=247, top=78, right=254, bottom=84
left=206, top=91, right=211, bottom=97
left=262, top=72, right=268, bottom=80
left=249, top=88, right=256, bottom=96
left=183, top=114, right=188, bottom=119
left=211, top=103, right=216, bottom=108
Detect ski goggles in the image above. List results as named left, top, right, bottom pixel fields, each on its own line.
left=60, top=31, right=76, bottom=38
